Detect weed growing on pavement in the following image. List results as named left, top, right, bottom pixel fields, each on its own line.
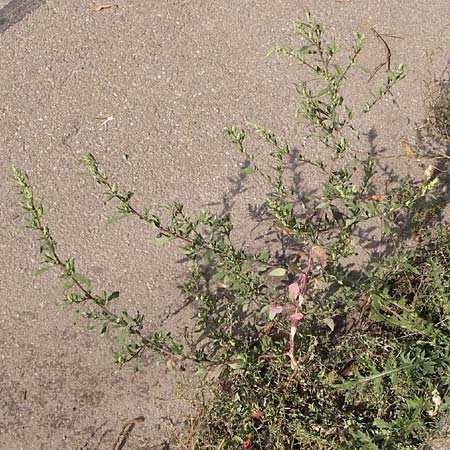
left=12, top=12, right=449, bottom=449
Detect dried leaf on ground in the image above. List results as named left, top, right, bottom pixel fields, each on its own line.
left=95, top=113, right=114, bottom=127
left=400, top=139, right=418, bottom=159
left=88, top=4, right=119, bottom=12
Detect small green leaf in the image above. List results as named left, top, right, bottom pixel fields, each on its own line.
left=383, top=220, right=392, bottom=237
left=151, top=236, right=170, bottom=246
left=324, top=317, right=335, bottom=332
left=108, top=291, right=120, bottom=302
left=73, top=273, right=91, bottom=290
left=268, top=268, right=286, bottom=277
left=33, top=267, right=51, bottom=277
left=107, top=214, right=129, bottom=224
left=241, top=167, right=255, bottom=175
left=166, top=359, right=177, bottom=373
left=317, top=87, right=330, bottom=97
left=195, top=366, right=207, bottom=377
left=228, top=356, right=246, bottom=370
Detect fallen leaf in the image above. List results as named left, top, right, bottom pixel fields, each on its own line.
left=96, top=113, right=113, bottom=120
left=95, top=113, right=114, bottom=127
left=312, top=278, right=319, bottom=290
left=423, top=164, right=436, bottom=182
left=400, top=140, right=417, bottom=159
left=311, top=244, right=327, bottom=268
left=369, top=194, right=386, bottom=202
left=272, top=224, right=293, bottom=236
left=428, top=389, right=442, bottom=418
left=88, top=4, right=118, bottom=12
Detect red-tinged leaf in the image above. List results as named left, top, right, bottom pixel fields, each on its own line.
left=268, top=305, right=283, bottom=320
left=243, top=440, right=252, bottom=449
left=251, top=410, right=263, bottom=420
left=290, top=312, right=304, bottom=325
left=288, top=282, right=300, bottom=302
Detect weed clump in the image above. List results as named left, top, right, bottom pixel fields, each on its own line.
left=424, top=63, right=450, bottom=149
left=12, top=12, right=449, bottom=450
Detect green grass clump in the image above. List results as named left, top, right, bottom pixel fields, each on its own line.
left=186, top=228, right=450, bottom=449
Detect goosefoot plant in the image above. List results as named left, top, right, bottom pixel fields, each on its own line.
left=13, top=12, right=449, bottom=449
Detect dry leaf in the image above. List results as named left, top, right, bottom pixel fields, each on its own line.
left=88, top=4, right=118, bottom=12
left=428, top=389, right=442, bottom=418
left=288, top=282, right=300, bottom=302
left=95, top=113, right=114, bottom=127
left=411, top=232, right=421, bottom=242
left=340, top=360, right=356, bottom=377
left=96, top=113, right=113, bottom=120
left=312, top=278, right=319, bottom=290
left=423, top=164, right=436, bottom=182
left=311, top=244, right=327, bottom=268
left=400, top=140, right=417, bottom=159
left=359, top=295, right=371, bottom=308
left=288, top=251, right=305, bottom=274
left=272, top=225, right=293, bottom=236
left=369, top=194, right=386, bottom=202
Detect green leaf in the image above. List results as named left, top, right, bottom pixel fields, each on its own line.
left=228, top=356, right=246, bottom=370
left=151, top=236, right=170, bottom=246
left=383, top=220, right=392, bottom=237
left=166, top=359, right=177, bottom=373
left=107, top=214, right=130, bottom=224
left=108, top=291, right=120, bottom=302
left=73, top=273, right=91, bottom=290
left=324, top=317, right=335, bottom=331
left=61, top=281, right=74, bottom=290
left=33, top=267, right=51, bottom=277
left=195, top=366, right=207, bottom=377
left=317, top=87, right=330, bottom=97
left=241, top=167, right=255, bottom=175
left=268, top=268, right=286, bottom=277
left=212, top=271, right=226, bottom=282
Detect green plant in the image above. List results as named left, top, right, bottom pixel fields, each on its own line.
left=12, top=12, right=449, bottom=450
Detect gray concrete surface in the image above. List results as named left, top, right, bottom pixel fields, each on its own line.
left=1, top=1, right=449, bottom=449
